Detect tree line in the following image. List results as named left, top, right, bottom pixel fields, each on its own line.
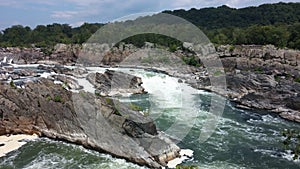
left=0, top=2, right=299, bottom=50
left=0, top=23, right=103, bottom=48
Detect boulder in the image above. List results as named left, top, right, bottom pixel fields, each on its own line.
left=87, top=70, right=146, bottom=96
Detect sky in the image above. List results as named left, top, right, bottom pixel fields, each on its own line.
left=0, top=0, right=299, bottom=30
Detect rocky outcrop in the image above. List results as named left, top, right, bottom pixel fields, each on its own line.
left=1, top=43, right=299, bottom=122
left=183, top=45, right=300, bottom=122
left=0, top=79, right=180, bottom=168
left=0, top=47, right=45, bottom=64
left=0, top=44, right=81, bottom=65
left=217, top=45, right=300, bottom=77
left=50, top=44, right=81, bottom=64
left=87, top=70, right=146, bottom=96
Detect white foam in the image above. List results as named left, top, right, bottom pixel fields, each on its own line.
left=2, top=57, right=7, bottom=63
left=167, top=149, right=194, bottom=168
left=180, top=149, right=194, bottom=157
left=40, top=72, right=56, bottom=78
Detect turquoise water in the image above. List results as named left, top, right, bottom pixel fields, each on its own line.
left=1, top=69, right=300, bottom=169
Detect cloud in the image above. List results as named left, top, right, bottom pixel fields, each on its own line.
left=0, top=0, right=55, bottom=7
left=51, top=11, right=79, bottom=19
left=1, top=0, right=299, bottom=30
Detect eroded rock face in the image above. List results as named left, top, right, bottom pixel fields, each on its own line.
left=87, top=70, right=146, bottom=96
left=0, top=79, right=179, bottom=168
left=0, top=44, right=81, bottom=65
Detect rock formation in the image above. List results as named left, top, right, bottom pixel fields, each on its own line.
left=87, top=70, right=146, bottom=96
left=0, top=79, right=180, bottom=168
left=1, top=43, right=299, bottom=122
left=187, top=45, right=300, bottom=122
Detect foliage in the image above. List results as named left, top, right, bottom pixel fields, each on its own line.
left=282, top=129, right=300, bottom=160
left=0, top=3, right=300, bottom=51
left=164, top=2, right=300, bottom=29
left=274, top=75, right=280, bottom=81
left=95, top=90, right=101, bottom=97
left=9, top=80, right=16, bottom=89
left=113, top=109, right=122, bottom=116
left=53, top=95, right=63, bottom=103
left=45, top=95, right=63, bottom=103
left=164, top=2, right=300, bottom=50
left=0, top=23, right=103, bottom=48
left=182, top=56, right=200, bottom=67
left=120, top=33, right=183, bottom=49
left=46, top=96, right=52, bottom=101
left=213, top=70, right=223, bottom=76
left=254, top=67, right=263, bottom=73
left=294, top=77, right=300, bottom=83
left=105, top=98, right=113, bottom=105
left=176, top=165, right=199, bottom=169
left=129, top=103, right=143, bottom=111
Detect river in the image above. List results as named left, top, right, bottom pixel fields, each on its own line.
left=0, top=67, right=300, bottom=169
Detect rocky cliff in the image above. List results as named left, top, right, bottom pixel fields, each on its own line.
left=0, top=79, right=180, bottom=168
left=218, top=45, right=300, bottom=122
left=0, top=44, right=81, bottom=65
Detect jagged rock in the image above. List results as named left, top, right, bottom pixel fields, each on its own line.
left=0, top=79, right=180, bottom=168
left=87, top=70, right=146, bottom=96
left=37, top=64, right=72, bottom=74
left=51, top=75, right=83, bottom=90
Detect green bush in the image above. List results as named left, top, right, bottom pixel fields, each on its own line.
left=53, top=95, right=63, bottom=103
left=254, top=67, right=263, bottom=73
left=229, top=45, right=235, bottom=52
left=294, top=77, right=300, bottom=83
left=183, top=56, right=200, bottom=67
left=46, top=96, right=52, bottom=101
left=176, top=165, right=199, bottom=169
left=10, top=80, right=17, bottom=89
left=113, top=110, right=122, bottom=116
left=129, top=103, right=143, bottom=111
left=105, top=98, right=113, bottom=105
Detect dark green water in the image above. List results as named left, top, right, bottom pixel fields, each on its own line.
left=1, top=69, right=299, bottom=169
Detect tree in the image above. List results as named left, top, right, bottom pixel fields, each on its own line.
left=1, top=25, right=31, bottom=47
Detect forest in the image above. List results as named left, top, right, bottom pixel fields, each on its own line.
left=0, top=2, right=299, bottom=50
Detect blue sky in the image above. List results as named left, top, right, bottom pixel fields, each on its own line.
left=0, top=0, right=299, bottom=30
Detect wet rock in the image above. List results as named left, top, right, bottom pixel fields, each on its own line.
left=51, top=75, right=83, bottom=90
left=0, top=79, right=180, bottom=168
left=87, top=70, right=146, bottom=96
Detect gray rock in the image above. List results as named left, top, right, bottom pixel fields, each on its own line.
left=0, top=79, right=180, bottom=168
left=87, top=70, right=146, bottom=96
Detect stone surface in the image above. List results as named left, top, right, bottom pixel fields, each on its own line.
left=0, top=79, right=180, bottom=168
left=1, top=44, right=300, bottom=122
left=87, top=70, right=146, bottom=96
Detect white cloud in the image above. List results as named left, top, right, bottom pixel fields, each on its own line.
left=0, top=0, right=55, bottom=7
left=1, top=0, right=299, bottom=29
left=51, top=11, right=79, bottom=19
left=0, top=0, right=18, bottom=6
